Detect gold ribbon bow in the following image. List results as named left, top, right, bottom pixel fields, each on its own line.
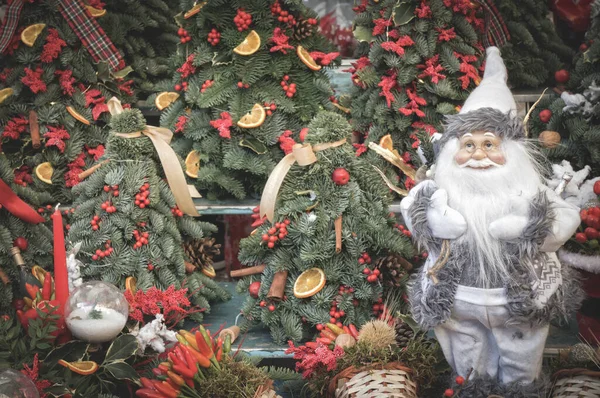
left=107, top=97, right=199, bottom=217
left=260, top=139, right=346, bottom=222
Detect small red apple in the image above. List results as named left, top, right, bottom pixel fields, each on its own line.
left=593, top=180, right=600, bottom=196
left=332, top=168, right=350, bottom=185
left=539, top=109, right=552, bottom=123
left=576, top=232, right=588, bottom=243
left=13, top=237, right=28, bottom=251
left=585, top=227, right=599, bottom=240
left=555, top=69, right=570, bottom=84
left=248, top=281, right=261, bottom=299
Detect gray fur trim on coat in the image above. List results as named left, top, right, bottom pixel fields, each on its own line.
left=438, top=108, right=524, bottom=148
left=458, top=372, right=550, bottom=398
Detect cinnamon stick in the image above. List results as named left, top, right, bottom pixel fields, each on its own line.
left=230, top=264, right=266, bottom=278
left=29, top=110, right=41, bottom=148
left=267, top=270, right=287, bottom=300
left=335, top=215, right=342, bottom=253
left=78, top=159, right=109, bottom=180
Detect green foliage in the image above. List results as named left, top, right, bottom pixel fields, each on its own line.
left=528, top=2, right=600, bottom=172
left=67, top=111, right=228, bottom=312
left=350, top=0, right=484, bottom=191
left=495, top=0, right=574, bottom=88
left=0, top=1, right=134, bottom=203
left=158, top=0, right=340, bottom=199
left=100, top=0, right=179, bottom=100
left=109, top=108, right=147, bottom=134
left=237, top=113, right=414, bottom=343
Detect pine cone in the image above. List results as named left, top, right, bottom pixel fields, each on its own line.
left=394, top=320, right=415, bottom=347
left=184, top=238, right=221, bottom=273
left=293, top=19, right=313, bottom=41
left=376, top=254, right=412, bottom=288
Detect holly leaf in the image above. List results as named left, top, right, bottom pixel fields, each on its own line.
left=103, top=335, right=138, bottom=363
left=353, top=26, right=373, bottom=43
left=43, top=341, right=89, bottom=370
left=393, top=2, right=415, bottom=26
left=102, top=361, right=139, bottom=381
left=96, top=61, right=110, bottom=82
left=112, top=66, right=133, bottom=79
left=240, top=137, right=268, bottom=154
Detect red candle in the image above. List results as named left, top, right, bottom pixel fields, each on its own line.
left=52, top=204, right=69, bottom=307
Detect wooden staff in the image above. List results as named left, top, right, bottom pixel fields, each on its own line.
left=230, top=264, right=266, bottom=278
left=267, top=270, right=287, bottom=300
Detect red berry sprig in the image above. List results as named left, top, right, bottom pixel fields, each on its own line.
left=178, top=27, right=191, bottom=43
left=234, top=9, right=252, bottom=31
left=201, top=80, right=213, bottom=93
left=270, top=1, right=297, bottom=26
left=135, top=183, right=151, bottom=209
left=363, top=263, right=381, bottom=283
left=237, top=81, right=250, bottom=89
left=101, top=200, right=117, bottom=213
left=133, top=230, right=149, bottom=249
left=208, top=28, right=221, bottom=46
left=147, top=263, right=154, bottom=271
left=280, top=75, right=296, bottom=98
left=444, top=389, right=454, bottom=397
left=92, top=241, right=113, bottom=261
left=171, top=206, right=184, bottom=217
left=396, top=223, right=412, bottom=237
left=358, top=252, right=371, bottom=265
left=372, top=297, right=384, bottom=316
left=263, top=102, right=277, bottom=116
left=103, top=184, right=120, bottom=197
left=262, top=219, right=290, bottom=248
left=90, top=215, right=101, bottom=231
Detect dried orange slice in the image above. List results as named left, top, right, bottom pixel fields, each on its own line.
left=185, top=150, right=201, bottom=179
left=21, top=24, right=46, bottom=47
left=58, top=360, right=99, bottom=375
left=379, top=135, right=394, bottom=151
left=66, top=106, right=91, bottom=125
left=297, top=46, right=321, bottom=71
left=201, top=264, right=216, bottom=278
left=237, top=103, right=266, bottom=129
left=125, top=276, right=137, bottom=295
left=0, top=88, right=14, bottom=104
left=86, top=6, right=106, bottom=17
left=332, top=102, right=350, bottom=114
left=155, top=92, right=180, bottom=111
left=35, top=162, right=53, bottom=185
left=184, top=1, right=207, bottom=19
left=293, top=268, right=326, bottom=299
left=233, top=30, right=261, bottom=56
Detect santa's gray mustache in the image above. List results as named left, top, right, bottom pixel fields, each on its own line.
left=458, top=158, right=501, bottom=169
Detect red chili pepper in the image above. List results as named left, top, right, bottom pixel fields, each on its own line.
left=174, top=346, right=188, bottom=366
left=321, top=329, right=337, bottom=340
left=342, top=326, right=351, bottom=335
left=25, top=283, right=39, bottom=300
left=154, top=381, right=178, bottom=398
left=158, top=363, right=170, bottom=373
left=135, top=388, right=165, bottom=398
left=182, top=346, right=199, bottom=373
left=216, top=346, right=222, bottom=362
left=195, top=331, right=214, bottom=359
left=168, top=353, right=183, bottom=369
left=186, top=378, right=195, bottom=388
left=167, top=371, right=185, bottom=387
left=140, top=377, right=156, bottom=390
left=42, top=275, right=51, bottom=301
left=183, top=345, right=211, bottom=368
left=316, top=337, right=332, bottom=345
left=349, top=324, right=359, bottom=339
left=173, top=364, right=196, bottom=379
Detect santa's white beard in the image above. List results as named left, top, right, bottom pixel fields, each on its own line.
left=433, top=139, right=543, bottom=287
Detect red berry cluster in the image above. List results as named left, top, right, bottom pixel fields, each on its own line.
left=372, top=297, right=384, bottom=316
left=207, top=28, right=220, bottom=46
left=237, top=81, right=250, bottom=89
left=251, top=206, right=266, bottom=227
left=101, top=200, right=117, bottom=213
left=576, top=206, right=600, bottom=243
left=444, top=376, right=465, bottom=397
left=133, top=230, right=149, bottom=249
left=280, top=75, right=296, bottom=98
left=234, top=9, right=252, bottom=31
left=262, top=219, right=290, bottom=248
left=201, top=80, right=213, bottom=93
left=328, top=301, right=346, bottom=328
left=135, top=183, right=151, bottom=209
left=270, top=1, right=297, bottom=26
left=147, top=262, right=154, bottom=271
left=263, top=102, right=277, bottom=116
left=37, top=204, right=56, bottom=214
left=358, top=252, right=371, bottom=265
left=396, top=223, right=412, bottom=237
left=363, top=265, right=381, bottom=283
left=259, top=300, right=276, bottom=312
left=178, top=27, right=191, bottom=44
left=90, top=215, right=101, bottom=231
left=92, top=241, right=113, bottom=261
left=171, top=206, right=184, bottom=217
left=103, top=184, right=119, bottom=197
left=175, top=81, right=188, bottom=92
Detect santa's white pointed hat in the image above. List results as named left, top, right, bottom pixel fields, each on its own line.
left=459, top=46, right=517, bottom=115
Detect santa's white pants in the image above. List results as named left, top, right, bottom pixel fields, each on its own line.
left=434, top=285, right=549, bottom=384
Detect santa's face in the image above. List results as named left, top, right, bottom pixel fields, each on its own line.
left=454, top=130, right=505, bottom=169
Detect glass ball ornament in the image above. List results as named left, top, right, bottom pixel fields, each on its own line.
left=65, top=281, right=128, bottom=343
left=0, top=369, right=39, bottom=398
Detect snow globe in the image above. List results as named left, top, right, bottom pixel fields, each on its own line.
left=65, top=281, right=128, bottom=343
left=0, top=369, right=39, bottom=398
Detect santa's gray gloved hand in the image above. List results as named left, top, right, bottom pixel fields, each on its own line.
left=489, top=195, right=529, bottom=240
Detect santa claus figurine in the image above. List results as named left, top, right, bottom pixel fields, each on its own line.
left=401, top=47, right=583, bottom=393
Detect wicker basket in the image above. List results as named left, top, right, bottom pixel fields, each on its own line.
left=552, top=368, right=600, bottom=397
left=330, top=362, right=417, bottom=398
left=254, top=380, right=281, bottom=398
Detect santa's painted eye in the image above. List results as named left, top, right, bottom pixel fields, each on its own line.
left=484, top=141, right=494, bottom=150
left=465, top=142, right=475, bottom=151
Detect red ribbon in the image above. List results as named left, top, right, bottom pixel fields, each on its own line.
left=0, top=178, right=45, bottom=224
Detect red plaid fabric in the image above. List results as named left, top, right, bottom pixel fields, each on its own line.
left=476, top=0, right=510, bottom=47
left=57, top=0, right=124, bottom=71
left=0, top=0, right=25, bottom=54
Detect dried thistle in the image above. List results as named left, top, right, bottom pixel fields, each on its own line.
left=358, top=320, right=397, bottom=349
